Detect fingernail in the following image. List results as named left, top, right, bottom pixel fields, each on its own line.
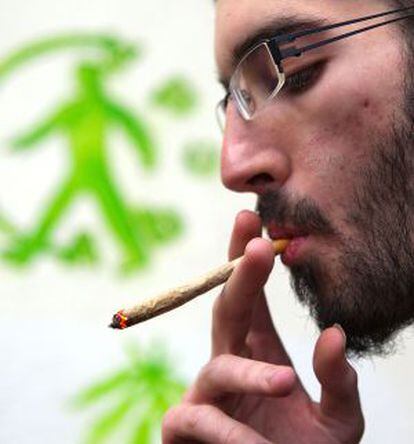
left=333, top=323, right=347, bottom=348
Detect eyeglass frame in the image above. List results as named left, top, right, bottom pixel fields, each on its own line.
left=217, top=6, right=414, bottom=128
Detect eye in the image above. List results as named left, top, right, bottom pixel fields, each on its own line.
left=284, top=63, right=323, bottom=94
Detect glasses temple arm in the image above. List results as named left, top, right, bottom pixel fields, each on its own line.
left=274, top=6, right=414, bottom=45
left=280, top=13, right=414, bottom=60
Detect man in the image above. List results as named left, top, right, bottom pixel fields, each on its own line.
left=163, top=1, right=414, bottom=442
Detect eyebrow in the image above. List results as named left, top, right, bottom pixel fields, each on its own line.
left=218, top=15, right=327, bottom=89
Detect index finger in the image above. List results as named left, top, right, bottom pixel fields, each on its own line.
left=228, top=210, right=262, bottom=260
left=211, top=211, right=275, bottom=357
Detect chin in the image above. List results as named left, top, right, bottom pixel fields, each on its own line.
left=289, top=249, right=414, bottom=358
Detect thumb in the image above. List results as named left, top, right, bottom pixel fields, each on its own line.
left=313, top=325, right=363, bottom=425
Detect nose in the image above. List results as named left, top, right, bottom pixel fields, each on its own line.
left=220, top=102, right=292, bottom=194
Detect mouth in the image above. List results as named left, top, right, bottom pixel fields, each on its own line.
left=265, top=223, right=310, bottom=266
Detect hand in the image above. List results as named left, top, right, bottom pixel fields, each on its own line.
left=162, top=210, right=365, bottom=443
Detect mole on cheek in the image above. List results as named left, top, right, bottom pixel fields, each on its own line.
left=362, top=98, right=370, bottom=109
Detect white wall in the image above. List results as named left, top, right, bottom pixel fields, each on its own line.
left=0, top=0, right=413, bottom=443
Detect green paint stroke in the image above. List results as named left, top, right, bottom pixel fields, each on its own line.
left=151, top=76, right=197, bottom=116
left=0, top=211, right=98, bottom=265
left=57, top=232, right=99, bottom=266
left=0, top=34, right=139, bottom=80
left=0, top=210, right=16, bottom=236
left=182, top=140, right=219, bottom=177
left=0, top=33, right=184, bottom=274
left=71, top=341, right=187, bottom=444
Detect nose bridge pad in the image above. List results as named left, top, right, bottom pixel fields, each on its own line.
left=224, top=100, right=255, bottom=142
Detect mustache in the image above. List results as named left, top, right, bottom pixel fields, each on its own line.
left=256, top=190, right=336, bottom=235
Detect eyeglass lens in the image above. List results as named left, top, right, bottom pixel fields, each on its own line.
left=231, top=43, right=283, bottom=119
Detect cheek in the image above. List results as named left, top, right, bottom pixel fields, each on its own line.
left=297, top=82, right=391, bottom=204
left=304, top=49, right=403, bottom=160
left=287, top=43, right=405, bottom=227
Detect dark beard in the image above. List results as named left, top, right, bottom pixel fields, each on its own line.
left=258, top=121, right=414, bottom=358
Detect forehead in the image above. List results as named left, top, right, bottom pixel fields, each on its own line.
left=215, top=0, right=384, bottom=76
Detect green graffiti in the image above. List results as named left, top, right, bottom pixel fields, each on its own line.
left=130, top=207, right=184, bottom=246
left=0, top=209, right=97, bottom=265
left=0, top=34, right=139, bottom=80
left=71, top=341, right=187, bottom=444
left=0, top=210, right=16, bottom=236
left=150, top=76, right=197, bottom=116
left=0, top=33, right=220, bottom=274
left=183, top=140, right=219, bottom=177
left=57, top=232, right=99, bottom=266
left=0, top=34, right=185, bottom=274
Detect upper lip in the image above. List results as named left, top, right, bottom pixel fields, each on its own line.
left=265, top=223, right=309, bottom=240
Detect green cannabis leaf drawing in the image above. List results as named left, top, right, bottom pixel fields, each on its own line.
left=71, top=341, right=187, bottom=444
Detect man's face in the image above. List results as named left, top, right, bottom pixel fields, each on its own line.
left=215, top=0, right=414, bottom=356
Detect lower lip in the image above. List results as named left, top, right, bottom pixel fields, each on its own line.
left=281, top=236, right=309, bottom=266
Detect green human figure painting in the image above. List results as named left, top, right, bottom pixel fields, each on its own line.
left=7, top=57, right=159, bottom=273
left=0, top=34, right=209, bottom=273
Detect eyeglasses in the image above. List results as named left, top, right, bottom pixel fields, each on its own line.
left=216, top=6, right=414, bottom=131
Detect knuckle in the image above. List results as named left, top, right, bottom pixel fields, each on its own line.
left=215, top=353, right=233, bottom=366
left=162, top=404, right=212, bottom=439
left=181, top=384, right=197, bottom=403
left=198, top=360, right=214, bottom=383
left=198, top=357, right=220, bottom=387
left=184, top=405, right=207, bottom=432
left=245, top=332, right=268, bottom=350
left=191, top=361, right=215, bottom=399
left=200, top=354, right=231, bottom=380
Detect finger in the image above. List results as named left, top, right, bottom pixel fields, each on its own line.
left=246, top=292, right=292, bottom=366
left=212, top=237, right=275, bottom=356
left=183, top=354, right=296, bottom=404
left=227, top=209, right=284, bottom=360
left=228, top=210, right=262, bottom=261
left=227, top=210, right=291, bottom=365
left=162, top=403, right=273, bottom=444
left=313, top=325, right=364, bottom=428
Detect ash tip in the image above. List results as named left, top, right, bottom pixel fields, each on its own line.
left=108, top=313, right=121, bottom=329
left=108, top=311, right=128, bottom=330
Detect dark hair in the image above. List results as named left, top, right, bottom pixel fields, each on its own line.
left=389, top=1, right=414, bottom=43
left=387, top=2, right=414, bottom=118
